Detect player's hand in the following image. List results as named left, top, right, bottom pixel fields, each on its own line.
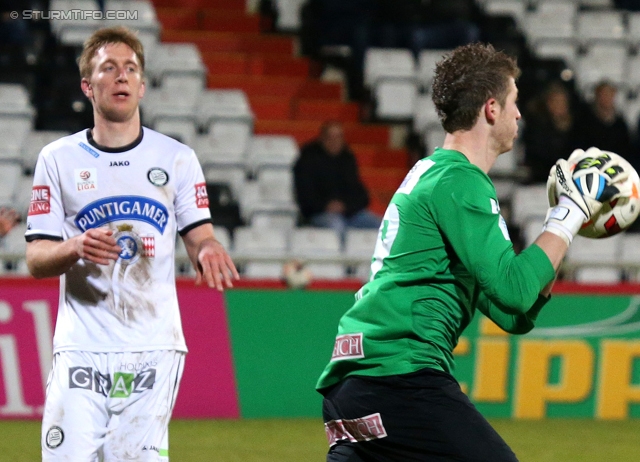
left=0, top=207, right=20, bottom=237
left=195, top=238, right=239, bottom=291
left=547, top=152, right=625, bottom=221
left=73, top=228, right=121, bottom=265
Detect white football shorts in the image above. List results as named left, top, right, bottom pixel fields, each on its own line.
left=41, top=350, right=185, bottom=461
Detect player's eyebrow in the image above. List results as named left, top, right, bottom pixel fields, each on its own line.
left=100, top=57, right=139, bottom=69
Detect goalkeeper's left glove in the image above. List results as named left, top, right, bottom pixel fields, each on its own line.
left=543, top=159, right=590, bottom=246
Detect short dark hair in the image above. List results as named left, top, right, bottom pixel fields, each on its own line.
left=431, top=43, right=520, bottom=133
left=79, top=26, right=145, bottom=79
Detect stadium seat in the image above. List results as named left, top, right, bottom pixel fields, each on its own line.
left=0, top=118, right=32, bottom=163
left=511, top=184, right=549, bottom=227
left=250, top=211, right=297, bottom=233
left=13, top=174, right=34, bottom=219
left=141, top=86, right=199, bottom=126
left=566, top=235, right=622, bottom=284
left=239, top=169, right=298, bottom=222
left=154, top=120, right=198, bottom=147
left=523, top=1, right=577, bottom=45
left=0, top=163, right=24, bottom=207
left=618, top=233, right=640, bottom=281
left=345, top=229, right=378, bottom=281
left=145, top=43, right=206, bottom=84
left=363, top=48, right=416, bottom=89
left=575, top=43, right=627, bottom=94
left=289, top=227, right=345, bottom=279
left=204, top=165, right=247, bottom=201
left=521, top=216, right=546, bottom=248
left=246, top=135, right=299, bottom=173
left=274, top=0, right=307, bottom=32
left=105, top=0, right=161, bottom=36
left=533, top=40, right=578, bottom=68
left=626, top=12, right=640, bottom=48
left=483, top=0, right=527, bottom=27
left=233, top=225, right=288, bottom=279
left=1, top=223, right=29, bottom=275
left=196, top=90, right=253, bottom=132
left=195, top=122, right=251, bottom=169
left=424, top=126, right=446, bottom=153
left=374, top=80, right=418, bottom=121
left=416, top=49, right=450, bottom=90
left=412, top=94, right=440, bottom=135
left=0, top=83, right=35, bottom=121
left=49, top=0, right=102, bottom=39
left=576, top=11, right=626, bottom=46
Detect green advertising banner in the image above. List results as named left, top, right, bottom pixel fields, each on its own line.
left=226, top=289, right=640, bottom=420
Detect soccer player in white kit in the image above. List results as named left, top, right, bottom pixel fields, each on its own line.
left=25, top=27, right=239, bottom=461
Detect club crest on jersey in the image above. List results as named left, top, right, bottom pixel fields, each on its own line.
left=74, top=168, right=98, bottom=192
left=45, top=426, right=64, bottom=449
left=148, top=168, right=169, bottom=186
left=75, top=196, right=169, bottom=234
left=114, top=224, right=144, bottom=265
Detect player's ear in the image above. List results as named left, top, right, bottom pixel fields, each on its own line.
left=484, top=98, right=498, bottom=124
left=139, top=78, right=146, bottom=99
left=81, top=78, right=92, bottom=99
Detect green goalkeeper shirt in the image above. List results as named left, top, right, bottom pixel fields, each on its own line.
left=317, top=148, right=556, bottom=391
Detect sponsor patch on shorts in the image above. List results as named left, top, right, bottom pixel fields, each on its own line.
left=46, top=425, right=64, bottom=449
left=331, top=333, right=364, bottom=361
left=324, top=413, right=387, bottom=447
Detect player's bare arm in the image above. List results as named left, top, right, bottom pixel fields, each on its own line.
left=182, top=224, right=239, bottom=291
left=26, top=227, right=121, bottom=278
left=0, top=207, right=20, bottom=237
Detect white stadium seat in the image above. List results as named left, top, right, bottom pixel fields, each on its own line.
left=233, top=225, right=288, bottom=279
left=246, top=135, right=299, bottom=173
left=21, top=130, right=70, bottom=173
left=416, top=49, right=450, bottom=90
left=289, top=227, right=344, bottom=279
left=364, top=48, right=416, bottom=89
left=413, top=94, right=440, bottom=135
left=197, top=90, right=253, bottom=130
left=576, top=11, right=626, bottom=45
left=523, top=1, right=577, bottom=45
left=375, top=80, right=418, bottom=121
left=566, top=234, right=623, bottom=284
left=193, top=122, right=251, bottom=169
left=510, top=184, right=549, bottom=227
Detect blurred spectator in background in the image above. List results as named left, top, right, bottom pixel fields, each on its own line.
left=522, top=81, right=580, bottom=183
left=294, top=121, right=381, bottom=239
left=0, top=207, right=20, bottom=237
left=574, top=81, right=632, bottom=160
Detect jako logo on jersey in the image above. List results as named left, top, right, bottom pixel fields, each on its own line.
left=74, top=168, right=98, bottom=192
left=28, top=186, right=51, bottom=215
left=109, top=160, right=130, bottom=167
left=69, top=366, right=156, bottom=398
left=75, top=196, right=169, bottom=234
left=331, top=333, right=365, bottom=361
left=195, top=182, right=209, bottom=208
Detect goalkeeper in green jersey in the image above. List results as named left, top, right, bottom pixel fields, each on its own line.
left=316, top=43, right=626, bottom=461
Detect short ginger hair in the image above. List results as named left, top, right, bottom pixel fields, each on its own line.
left=78, top=26, right=145, bottom=79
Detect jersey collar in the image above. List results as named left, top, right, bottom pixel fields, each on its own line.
left=86, top=127, right=144, bottom=153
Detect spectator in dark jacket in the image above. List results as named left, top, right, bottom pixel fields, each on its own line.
left=522, top=81, right=580, bottom=183
left=574, top=81, right=632, bottom=159
left=294, top=121, right=381, bottom=239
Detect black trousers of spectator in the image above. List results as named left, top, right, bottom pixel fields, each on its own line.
left=321, top=368, right=519, bottom=462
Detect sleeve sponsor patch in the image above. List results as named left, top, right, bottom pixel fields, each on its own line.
left=29, top=186, right=51, bottom=215
left=195, top=182, right=209, bottom=208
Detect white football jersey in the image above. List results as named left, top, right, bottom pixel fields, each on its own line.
left=26, top=128, right=212, bottom=354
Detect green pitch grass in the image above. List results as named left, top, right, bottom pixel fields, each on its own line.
left=2, top=418, right=640, bottom=461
